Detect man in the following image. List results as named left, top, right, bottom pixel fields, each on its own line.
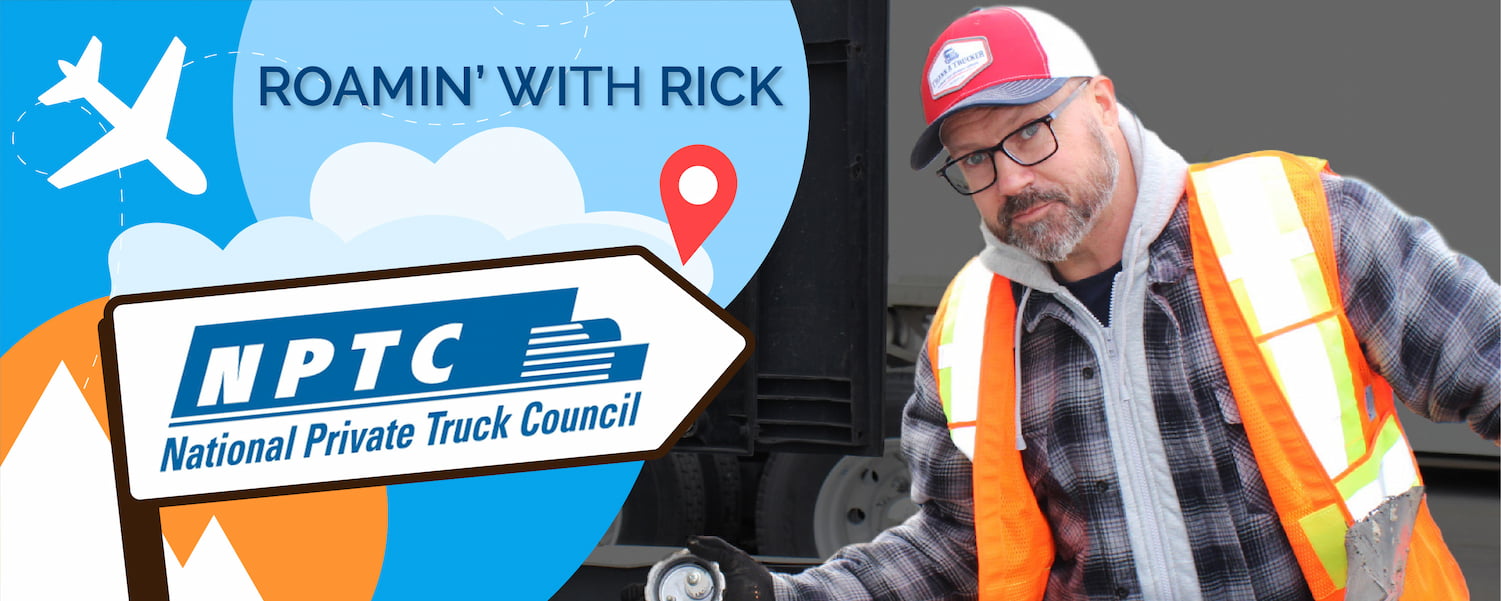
left=627, top=6, right=1498, bottom=601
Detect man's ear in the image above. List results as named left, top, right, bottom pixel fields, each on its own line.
left=1088, top=76, right=1120, bottom=129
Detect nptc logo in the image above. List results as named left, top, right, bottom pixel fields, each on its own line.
left=171, top=288, right=648, bottom=426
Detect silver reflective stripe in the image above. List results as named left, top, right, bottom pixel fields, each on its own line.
left=936, top=261, right=995, bottom=460
left=948, top=427, right=976, bottom=460
left=1260, top=322, right=1355, bottom=476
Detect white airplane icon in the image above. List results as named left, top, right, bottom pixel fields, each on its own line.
left=38, top=37, right=207, bottom=195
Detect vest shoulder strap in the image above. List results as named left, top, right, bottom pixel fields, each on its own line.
left=925, top=260, right=1052, bottom=600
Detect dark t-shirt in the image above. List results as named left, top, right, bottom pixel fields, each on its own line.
left=1061, top=262, right=1122, bottom=327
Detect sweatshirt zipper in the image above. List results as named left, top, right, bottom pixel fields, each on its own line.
left=1053, top=262, right=1186, bottom=601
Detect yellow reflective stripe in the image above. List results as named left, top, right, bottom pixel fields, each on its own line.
left=1261, top=322, right=1352, bottom=476
left=937, top=261, right=981, bottom=420
left=939, top=365, right=954, bottom=423
left=936, top=262, right=993, bottom=460
left=1268, top=175, right=1306, bottom=235
left=1337, top=417, right=1420, bottom=520
left=1317, top=318, right=1365, bottom=463
left=940, top=268, right=964, bottom=347
left=1336, top=418, right=1404, bottom=498
left=1292, top=252, right=1333, bottom=317
left=1298, top=503, right=1350, bottom=589
left=1191, top=169, right=1236, bottom=257
left=938, top=272, right=966, bottom=422
left=1229, top=279, right=1262, bottom=338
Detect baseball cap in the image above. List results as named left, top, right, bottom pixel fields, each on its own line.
left=910, top=6, right=1100, bottom=170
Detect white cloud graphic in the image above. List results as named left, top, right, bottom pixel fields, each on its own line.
left=109, top=127, right=711, bottom=294
left=310, top=128, right=582, bottom=241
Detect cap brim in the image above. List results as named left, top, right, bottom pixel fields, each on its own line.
left=909, top=77, right=1071, bottom=170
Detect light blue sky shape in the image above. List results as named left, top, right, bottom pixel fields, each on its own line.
left=231, top=0, right=808, bottom=306
left=0, top=1, right=256, bottom=353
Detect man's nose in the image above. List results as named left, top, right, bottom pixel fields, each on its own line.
left=991, top=160, right=1036, bottom=198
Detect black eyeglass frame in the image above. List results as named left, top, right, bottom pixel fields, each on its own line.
left=936, top=77, right=1094, bottom=196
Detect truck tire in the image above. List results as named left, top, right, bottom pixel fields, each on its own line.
left=613, top=453, right=707, bottom=545
left=754, top=450, right=838, bottom=557
left=755, top=437, right=917, bottom=559
left=699, top=453, right=745, bottom=544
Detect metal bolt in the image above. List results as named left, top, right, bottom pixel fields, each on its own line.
left=648, top=551, right=723, bottom=601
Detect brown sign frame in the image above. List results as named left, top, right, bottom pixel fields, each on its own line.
left=97, top=245, right=752, bottom=600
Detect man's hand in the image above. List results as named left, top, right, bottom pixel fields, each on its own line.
left=618, top=536, right=773, bottom=601
left=687, top=536, right=773, bottom=601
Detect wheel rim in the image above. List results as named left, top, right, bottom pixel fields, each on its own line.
left=811, top=437, right=918, bottom=559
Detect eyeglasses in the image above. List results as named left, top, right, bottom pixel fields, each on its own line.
left=937, top=77, right=1092, bottom=196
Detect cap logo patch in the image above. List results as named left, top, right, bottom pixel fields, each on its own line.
left=928, top=37, right=992, bottom=99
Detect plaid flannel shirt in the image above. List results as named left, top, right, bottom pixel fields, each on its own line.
left=772, top=175, right=1500, bottom=601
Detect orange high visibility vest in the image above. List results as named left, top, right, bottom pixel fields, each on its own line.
left=926, top=152, right=1468, bottom=600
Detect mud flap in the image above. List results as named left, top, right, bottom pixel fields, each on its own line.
left=1344, top=485, right=1423, bottom=601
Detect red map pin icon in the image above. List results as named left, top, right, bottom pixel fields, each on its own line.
left=660, top=144, right=737, bottom=264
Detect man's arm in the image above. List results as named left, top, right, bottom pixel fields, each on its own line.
left=1329, top=175, right=1500, bottom=441
left=772, top=345, right=980, bottom=600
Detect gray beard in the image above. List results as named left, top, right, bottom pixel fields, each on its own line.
left=992, top=123, right=1119, bottom=263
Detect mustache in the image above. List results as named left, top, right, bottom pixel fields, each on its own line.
left=1001, top=188, right=1070, bottom=223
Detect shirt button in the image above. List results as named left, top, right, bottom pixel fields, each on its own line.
left=1115, top=586, right=1131, bottom=599
left=1082, top=366, right=1096, bottom=379
left=1095, top=480, right=1111, bottom=494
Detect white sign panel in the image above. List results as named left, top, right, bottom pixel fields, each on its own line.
left=101, top=248, right=751, bottom=502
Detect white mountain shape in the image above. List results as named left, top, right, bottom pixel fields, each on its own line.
left=0, top=361, right=128, bottom=601
left=164, top=515, right=264, bottom=601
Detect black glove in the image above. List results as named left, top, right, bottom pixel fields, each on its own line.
left=618, top=536, right=773, bottom=601
left=687, top=535, right=774, bottom=601
left=620, top=582, right=647, bottom=601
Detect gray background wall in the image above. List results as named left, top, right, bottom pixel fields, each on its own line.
left=887, top=1, right=1499, bottom=307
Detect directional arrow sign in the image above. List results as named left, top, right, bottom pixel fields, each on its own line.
left=99, top=246, right=751, bottom=504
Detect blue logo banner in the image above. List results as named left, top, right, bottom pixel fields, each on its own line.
left=172, top=288, right=648, bottom=424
